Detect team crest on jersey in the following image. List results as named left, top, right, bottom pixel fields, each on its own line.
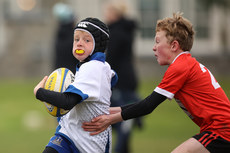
left=78, top=22, right=88, bottom=28
left=51, top=136, right=63, bottom=147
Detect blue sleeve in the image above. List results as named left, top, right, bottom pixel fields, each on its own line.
left=64, top=85, right=89, bottom=102
left=111, top=71, right=118, bottom=88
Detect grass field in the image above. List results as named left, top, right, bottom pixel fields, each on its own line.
left=0, top=77, right=229, bottom=153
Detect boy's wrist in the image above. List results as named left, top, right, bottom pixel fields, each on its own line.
left=110, top=112, right=123, bottom=125
left=35, top=88, right=43, bottom=100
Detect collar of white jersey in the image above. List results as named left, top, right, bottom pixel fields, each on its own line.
left=171, top=51, right=190, bottom=64
left=75, top=52, right=106, bottom=71
left=89, top=52, right=106, bottom=62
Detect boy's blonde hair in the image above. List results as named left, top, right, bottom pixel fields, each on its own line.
left=156, top=12, right=195, bottom=51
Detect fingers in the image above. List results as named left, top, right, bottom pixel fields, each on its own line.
left=91, top=116, right=101, bottom=122
left=82, top=115, right=110, bottom=135
left=34, top=76, right=48, bottom=96
left=37, top=76, right=48, bottom=88
left=82, top=122, right=99, bottom=131
left=89, top=128, right=107, bottom=136
left=40, top=76, right=48, bottom=86
left=82, top=122, right=108, bottom=136
left=82, top=118, right=103, bottom=131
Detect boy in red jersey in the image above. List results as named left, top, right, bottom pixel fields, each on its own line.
left=82, top=13, right=230, bottom=153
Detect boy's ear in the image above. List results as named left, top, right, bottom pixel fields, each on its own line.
left=171, top=40, right=180, bottom=52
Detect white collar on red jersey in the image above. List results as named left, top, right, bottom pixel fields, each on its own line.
left=171, top=51, right=190, bottom=64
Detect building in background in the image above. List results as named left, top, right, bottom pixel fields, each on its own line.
left=0, top=0, right=229, bottom=78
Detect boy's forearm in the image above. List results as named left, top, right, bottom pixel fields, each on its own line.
left=36, top=88, right=82, bottom=110
left=121, top=91, right=166, bottom=120
left=109, top=107, right=121, bottom=114
left=110, top=112, right=123, bottom=124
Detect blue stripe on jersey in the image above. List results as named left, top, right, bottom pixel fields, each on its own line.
left=64, top=85, right=88, bottom=103
left=55, top=124, right=61, bottom=133
left=90, top=52, right=106, bottom=62
left=105, top=131, right=110, bottom=153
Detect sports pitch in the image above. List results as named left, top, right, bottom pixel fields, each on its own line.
left=0, top=77, right=229, bottom=153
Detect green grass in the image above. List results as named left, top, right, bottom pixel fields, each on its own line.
left=0, top=77, right=229, bottom=153
left=0, top=79, right=56, bottom=153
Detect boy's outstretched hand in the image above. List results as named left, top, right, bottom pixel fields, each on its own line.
left=82, top=115, right=112, bottom=135
left=34, top=76, right=48, bottom=96
left=82, top=112, right=123, bottom=135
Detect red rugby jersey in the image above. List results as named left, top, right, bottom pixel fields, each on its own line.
left=154, top=52, right=230, bottom=141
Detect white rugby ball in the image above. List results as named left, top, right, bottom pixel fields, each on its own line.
left=43, top=68, right=74, bottom=117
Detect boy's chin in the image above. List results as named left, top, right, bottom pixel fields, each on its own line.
left=158, top=60, right=168, bottom=66
left=76, top=56, right=86, bottom=62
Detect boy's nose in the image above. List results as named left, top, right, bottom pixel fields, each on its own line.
left=77, top=40, right=82, bottom=46
left=153, top=45, right=156, bottom=52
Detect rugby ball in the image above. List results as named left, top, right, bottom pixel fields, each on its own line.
left=43, top=68, right=74, bottom=117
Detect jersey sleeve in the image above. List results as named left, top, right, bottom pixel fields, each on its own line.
left=111, top=70, right=118, bottom=88
left=154, top=62, right=189, bottom=99
left=36, top=88, right=82, bottom=110
left=121, top=91, right=166, bottom=120
left=65, top=61, right=103, bottom=102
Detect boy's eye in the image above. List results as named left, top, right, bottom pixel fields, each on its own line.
left=85, top=38, right=92, bottom=42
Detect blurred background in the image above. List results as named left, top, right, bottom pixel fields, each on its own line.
left=0, top=0, right=230, bottom=153
left=0, top=0, right=230, bottom=78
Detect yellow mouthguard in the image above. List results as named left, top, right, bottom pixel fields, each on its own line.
left=75, top=49, right=85, bottom=54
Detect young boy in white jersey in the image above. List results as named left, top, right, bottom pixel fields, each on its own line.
left=82, top=13, right=230, bottom=153
left=34, top=17, right=118, bottom=153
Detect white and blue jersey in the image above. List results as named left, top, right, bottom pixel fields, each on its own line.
left=53, top=52, right=117, bottom=153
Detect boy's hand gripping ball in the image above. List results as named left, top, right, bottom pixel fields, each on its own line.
left=44, top=68, right=75, bottom=117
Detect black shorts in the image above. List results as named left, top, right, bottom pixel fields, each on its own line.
left=193, top=131, right=230, bottom=153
